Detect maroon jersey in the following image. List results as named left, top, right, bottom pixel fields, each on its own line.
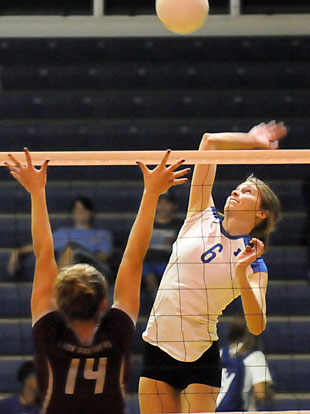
left=33, top=307, right=135, bottom=414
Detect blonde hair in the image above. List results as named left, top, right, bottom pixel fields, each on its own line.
left=54, top=264, right=107, bottom=321
left=246, top=174, right=281, bottom=249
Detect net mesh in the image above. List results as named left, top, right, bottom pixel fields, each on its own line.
left=0, top=158, right=309, bottom=413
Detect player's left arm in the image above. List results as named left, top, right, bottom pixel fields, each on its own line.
left=235, top=238, right=268, bottom=335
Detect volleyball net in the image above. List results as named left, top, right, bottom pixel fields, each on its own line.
left=0, top=149, right=310, bottom=166
left=0, top=149, right=309, bottom=413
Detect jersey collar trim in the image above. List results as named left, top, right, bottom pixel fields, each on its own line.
left=219, top=217, right=250, bottom=240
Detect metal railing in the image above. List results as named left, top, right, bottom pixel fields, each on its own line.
left=0, top=0, right=309, bottom=37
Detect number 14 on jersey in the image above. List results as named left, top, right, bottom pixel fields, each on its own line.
left=65, top=357, right=107, bottom=395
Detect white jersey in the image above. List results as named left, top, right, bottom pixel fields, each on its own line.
left=143, top=207, right=267, bottom=362
left=243, top=350, right=272, bottom=411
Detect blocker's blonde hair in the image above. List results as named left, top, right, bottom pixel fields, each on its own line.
left=54, top=263, right=107, bottom=321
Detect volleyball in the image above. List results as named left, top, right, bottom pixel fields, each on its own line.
left=155, top=0, right=209, bottom=35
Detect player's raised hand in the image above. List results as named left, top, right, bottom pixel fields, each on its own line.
left=249, top=120, right=287, bottom=149
left=5, top=148, right=49, bottom=194
left=137, top=149, right=190, bottom=197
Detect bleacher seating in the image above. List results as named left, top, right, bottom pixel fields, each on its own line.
left=216, top=318, right=310, bottom=355
left=262, top=319, right=310, bottom=354
left=0, top=284, right=32, bottom=317
left=1, top=244, right=307, bottom=283
left=0, top=359, right=27, bottom=393
left=0, top=37, right=309, bottom=65
left=264, top=246, right=308, bottom=280
left=2, top=62, right=310, bottom=91
left=0, top=321, right=33, bottom=355
left=0, top=118, right=309, bottom=154
left=0, top=179, right=306, bottom=213
left=207, top=281, right=310, bottom=317
left=268, top=358, right=310, bottom=392
left=0, top=211, right=306, bottom=248
left=266, top=397, right=310, bottom=411
left=0, top=36, right=309, bottom=411
left=0, top=89, right=309, bottom=120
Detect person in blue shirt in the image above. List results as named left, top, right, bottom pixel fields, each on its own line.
left=0, top=361, right=40, bottom=414
left=7, top=195, right=113, bottom=281
left=53, top=195, right=113, bottom=280
left=217, top=317, right=273, bottom=412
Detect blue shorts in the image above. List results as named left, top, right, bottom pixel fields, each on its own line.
left=141, top=341, right=221, bottom=391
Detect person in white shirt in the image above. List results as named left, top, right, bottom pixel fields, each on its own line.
left=217, top=317, right=273, bottom=412
left=139, top=121, right=287, bottom=413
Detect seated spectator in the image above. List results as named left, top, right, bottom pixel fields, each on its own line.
left=216, top=317, right=274, bottom=412
left=0, top=361, right=40, bottom=414
left=53, top=196, right=113, bottom=280
left=142, top=191, right=183, bottom=297
left=7, top=196, right=113, bottom=281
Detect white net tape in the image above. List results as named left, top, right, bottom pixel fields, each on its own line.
left=0, top=149, right=310, bottom=166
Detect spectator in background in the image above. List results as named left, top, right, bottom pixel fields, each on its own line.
left=216, top=317, right=274, bottom=412
left=7, top=195, right=113, bottom=281
left=0, top=361, right=40, bottom=414
left=142, top=191, right=183, bottom=297
left=53, top=196, right=113, bottom=280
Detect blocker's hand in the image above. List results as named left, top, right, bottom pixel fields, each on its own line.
left=5, top=148, right=49, bottom=194
left=137, top=149, right=190, bottom=197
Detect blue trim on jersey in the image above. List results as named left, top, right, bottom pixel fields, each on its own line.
left=219, top=217, right=249, bottom=240
left=211, top=206, right=268, bottom=273
left=210, top=207, right=267, bottom=273
left=243, top=236, right=268, bottom=273
left=211, top=206, right=219, bottom=219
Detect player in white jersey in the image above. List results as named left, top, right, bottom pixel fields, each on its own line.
left=139, top=121, right=287, bottom=413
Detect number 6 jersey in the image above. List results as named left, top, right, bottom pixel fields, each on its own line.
left=33, top=307, right=135, bottom=414
left=143, top=206, right=267, bottom=362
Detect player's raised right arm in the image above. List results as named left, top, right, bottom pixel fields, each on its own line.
left=187, top=132, right=217, bottom=218
left=6, top=148, right=58, bottom=323
left=187, top=121, right=287, bottom=219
